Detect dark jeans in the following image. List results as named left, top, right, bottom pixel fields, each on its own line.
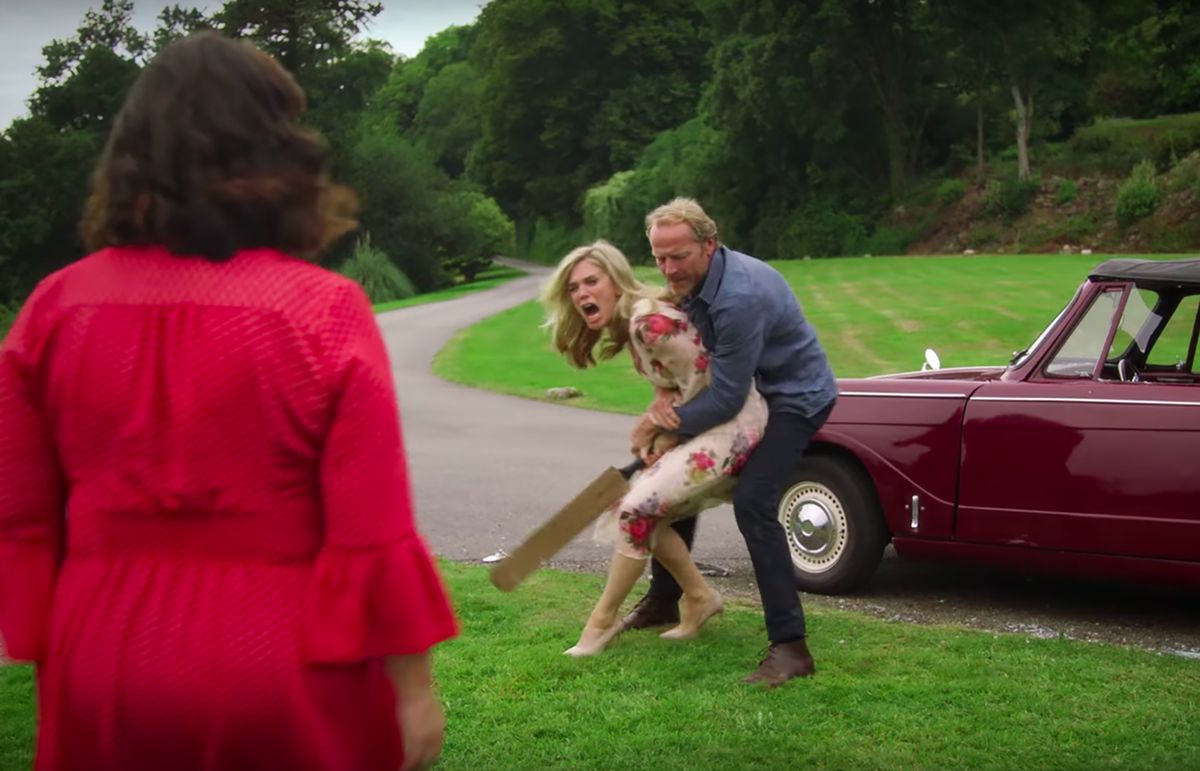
left=645, top=405, right=832, bottom=643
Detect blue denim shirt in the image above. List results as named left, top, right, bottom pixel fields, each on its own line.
left=675, top=246, right=837, bottom=437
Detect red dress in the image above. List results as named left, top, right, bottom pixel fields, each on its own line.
left=0, top=245, right=458, bottom=770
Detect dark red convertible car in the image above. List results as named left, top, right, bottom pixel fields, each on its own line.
left=779, top=257, right=1200, bottom=594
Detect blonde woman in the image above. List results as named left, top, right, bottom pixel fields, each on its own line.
left=541, top=240, right=767, bottom=656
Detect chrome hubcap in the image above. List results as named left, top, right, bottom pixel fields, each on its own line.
left=778, top=481, right=848, bottom=574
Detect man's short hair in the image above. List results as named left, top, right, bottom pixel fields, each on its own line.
left=645, top=197, right=718, bottom=243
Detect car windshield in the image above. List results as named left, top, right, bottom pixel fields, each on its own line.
left=1044, top=284, right=1162, bottom=379
left=1010, top=291, right=1077, bottom=369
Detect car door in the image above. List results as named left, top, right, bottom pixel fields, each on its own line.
left=956, top=285, right=1200, bottom=561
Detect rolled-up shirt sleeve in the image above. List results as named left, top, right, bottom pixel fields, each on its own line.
left=674, top=300, right=763, bottom=437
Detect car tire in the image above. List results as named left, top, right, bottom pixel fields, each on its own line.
left=777, top=455, right=888, bottom=595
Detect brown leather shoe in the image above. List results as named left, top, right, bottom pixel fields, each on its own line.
left=742, top=639, right=815, bottom=686
left=621, top=594, right=680, bottom=630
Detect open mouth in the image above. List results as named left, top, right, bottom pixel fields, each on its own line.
left=581, top=302, right=601, bottom=319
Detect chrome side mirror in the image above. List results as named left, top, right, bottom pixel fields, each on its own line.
left=921, top=348, right=941, bottom=371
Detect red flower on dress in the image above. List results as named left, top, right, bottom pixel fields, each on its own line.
left=626, top=515, right=654, bottom=544
left=639, top=314, right=686, bottom=346
left=694, top=353, right=709, bottom=373
left=690, top=451, right=716, bottom=471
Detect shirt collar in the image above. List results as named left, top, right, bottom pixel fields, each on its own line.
left=687, top=245, right=726, bottom=308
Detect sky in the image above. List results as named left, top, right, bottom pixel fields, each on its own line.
left=0, top=0, right=489, bottom=128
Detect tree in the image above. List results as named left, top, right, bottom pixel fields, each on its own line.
left=152, top=4, right=216, bottom=52
left=343, top=126, right=453, bottom=291
left=1088, top=0, right=1200, bottom=117
left=934, top=0, right=1008, bottom=180
left=437, top=191, right=515, bottom=281
left=30, top=47, right=141, bottom=133
left=37, top=0, right=149, bottom=85
left=470, top=0, right=710, bottom=221
left=410, top=62, right=484, bottom=177
left=215, top=0, right=382, bottom=77
left=370, top=25, right=482, bottom=177
left=302, top=40, right=394, bottom=156
left=937, top=0, right=1092, bottom=181
left=0, top=0, right=150, bottom=306
left=372, top=25, right=476, bottom=137
left=812, top=0, right=954, bottom=197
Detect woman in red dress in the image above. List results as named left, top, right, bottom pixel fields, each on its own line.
left=0, top=32, right=456, bottom=770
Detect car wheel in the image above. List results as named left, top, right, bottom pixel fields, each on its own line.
left=777, top=455, right=888, bottom=594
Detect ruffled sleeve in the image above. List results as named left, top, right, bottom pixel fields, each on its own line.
left=302, top=282, right=457, bottom=663
left=0, top=290, right=65, bottom=664
left=629, top=303, right=709, bottom=401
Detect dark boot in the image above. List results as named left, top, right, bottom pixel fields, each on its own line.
left=742, top=638, right=815, bottom=686
left=621, top=593, right=680, bottom=630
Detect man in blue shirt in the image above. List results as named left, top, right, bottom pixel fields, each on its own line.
left=626, top=198, right=838, bottom=686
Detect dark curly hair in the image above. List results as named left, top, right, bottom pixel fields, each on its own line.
left=81, top=31, right=357, bottom=261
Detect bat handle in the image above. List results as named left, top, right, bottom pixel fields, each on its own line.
left=619, top=458, right=645, bottom=479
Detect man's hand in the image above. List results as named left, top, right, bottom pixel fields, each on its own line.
left=629, top=413, right=659, bottom=457
left=641, top=432, right=681, bottom=467
left=647, top=387, right=681, bottom=431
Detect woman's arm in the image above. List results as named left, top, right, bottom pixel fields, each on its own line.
left=387, top=653, right=445, bottom=771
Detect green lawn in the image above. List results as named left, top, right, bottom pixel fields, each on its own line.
left=4, top=563, right=1198, bottom=769
left=0, top=663, right=34, bottom=769
left=433, top=253, right=1166, bottom=414
left=372, top=266, right=526, bottom=312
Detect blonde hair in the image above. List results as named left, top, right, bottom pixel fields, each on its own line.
left=540, top=239, right=666, bottom=369
left=645, top=197, right=718, bottom=242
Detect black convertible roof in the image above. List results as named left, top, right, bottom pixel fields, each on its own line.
left=1089, top=257, right=1200, bottom=288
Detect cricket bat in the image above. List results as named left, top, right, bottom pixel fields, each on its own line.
left=490, top=458, right=645, bottom=592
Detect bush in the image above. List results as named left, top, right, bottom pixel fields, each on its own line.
left=580, top=118, right=727, bottom=262
left=770, top=206, right=866, bottom=258
left=981, top=176, right=1039, bottom=220
left=582, top=170, right=649, bottom=260
left=1063, top=211, right=1106, bottom=242
left=438, top=191, right=516, bottom=282
left=936, top=179, right=966, bottom=206
left=338, top=237, right=417, bottom=304
left=344, top=127, right=453, bottom=292
left=1088, top=70, right=1160, bottom=120
left=1114, top=160, right=1161, bottom=228
left=520, top=218, right=584, bottom=265
left=863, top=225, right=917, bottom=256
left=967, top=224, right=1002, bottom=249
left=1056, top=179, right=1079, bottom=205
left=1164, top=153, right=1200, bottom=193
left=1068, top=114, right=1200, bottom=172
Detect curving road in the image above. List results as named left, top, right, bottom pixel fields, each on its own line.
left=378, top=261, right=1200, bottom=657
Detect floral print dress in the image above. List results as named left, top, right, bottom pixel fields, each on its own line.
left=604, top=299, right=768, bottom=558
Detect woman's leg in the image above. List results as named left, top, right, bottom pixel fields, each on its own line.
left=651, top=523, right=724, bottom=640
left=564, top=550, right=647, bottom=656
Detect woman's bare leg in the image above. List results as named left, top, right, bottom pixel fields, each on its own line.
left=564, top=551, right=646, bottom=656
left=651, top=523, right=724, bottom=640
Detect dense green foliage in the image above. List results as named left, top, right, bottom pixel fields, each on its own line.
left=337, top=236, right=416, bottom=304
left=6, top=0, right=1200, bottom=307
left=1115, top=159, right=1162, bottom=227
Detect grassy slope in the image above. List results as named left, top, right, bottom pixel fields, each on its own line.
left=433, top=253, right=1159, bottom=414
